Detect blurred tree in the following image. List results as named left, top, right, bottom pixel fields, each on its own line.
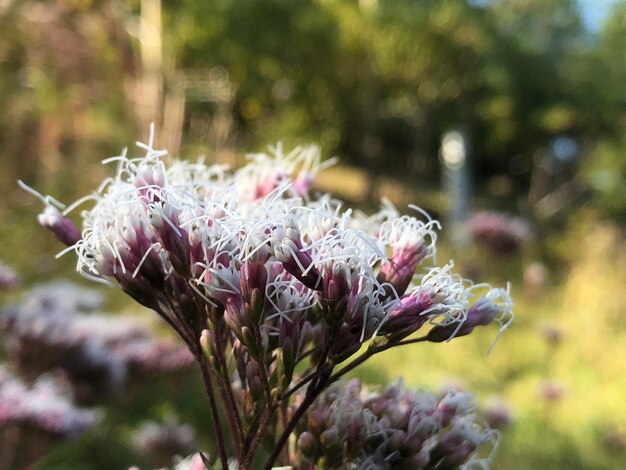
left=161, top=0, right=616, bottom=198
left=576, top=1, right=626, bottom=219
left=0, top=0, right=135, bottom=200
left=1, top=0, right=623, bottom=212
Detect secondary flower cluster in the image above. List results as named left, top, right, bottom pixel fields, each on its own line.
left=295, top=379, right=497, bottom=469
left=133, top=420, right=198, bottom=466
left=0, top=262, right=20, bottom=290
left=29, top=136, right=513, bottom=468
left=1, top=281, right=193, bottom=403
left=0, top=366, right=100, bottom=438
left=468, top=211, right=531, bottom=255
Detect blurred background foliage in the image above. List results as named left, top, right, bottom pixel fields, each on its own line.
left=1, top=0, right=626, bottom=468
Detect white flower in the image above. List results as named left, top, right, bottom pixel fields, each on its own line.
left=29, top=133, right=511, bottom=357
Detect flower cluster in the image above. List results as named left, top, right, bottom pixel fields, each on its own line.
left=0, top=262, right=20, bottom=290
left=0, top=366, right=100, bottom=438
left=29, top=135, right=513, bottom=468
left=482, top=398, right=514, bottom=431
left=468, top=211, right=531, bottom=255
left=133, top=420, right=197, bottom=465
left=1, top=281, right=193, bottom=403
left=295, top=379, right=498, bottom=469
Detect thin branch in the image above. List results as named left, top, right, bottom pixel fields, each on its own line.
left=241, top=405, right=274, bottom=469
left=280, top=369, right=318, bottom=401
left=328, top=335, right=428, bottom=384
left=263, top=377, right=328, bottom=470
left=195, top=347, right=230, bottom=469
left=240, top=404, right=264, bottom=453
left=397, top=335, right=429, bottom=347
left=213, top=326, right=244, bottom=456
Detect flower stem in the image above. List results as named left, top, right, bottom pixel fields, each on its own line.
left=328, top=335, right=428, bottom=383
left=213, top=328, right=244, bottom=456
left=241, top=405, right=274, bottom=469
left=280, top=369, right=317, bottom=401
left=263, top=377, right=328, bottom=470
left=266, top=335, right=430, bottom=468
left=196, top=347, right=229, bottom=469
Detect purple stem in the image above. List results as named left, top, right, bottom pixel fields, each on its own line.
left=196, top=347, right=230, bottom=469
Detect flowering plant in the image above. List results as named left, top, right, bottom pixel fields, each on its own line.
left=25, top=132, right=512, bottom=469
left=1, top=281, right=193, bottom=403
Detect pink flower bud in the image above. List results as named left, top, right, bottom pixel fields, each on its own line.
left=297, top=431, right=318, bottom=460
left=272, top=226, right=321, bottom=290
left=321, top=262, right=350, bottom=314
left=377, top=245, right=426, bottom=297
left=38, top=206, right=82, bottom=246
left=427, top=286, right=513, bottom=343
left=320, top=426, right=339, bottom=447
left=428, top=428, right=479, bottom=468
left=148, top=203, right=190, bottom=276
left=292, top=170, right=314, bottom=197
